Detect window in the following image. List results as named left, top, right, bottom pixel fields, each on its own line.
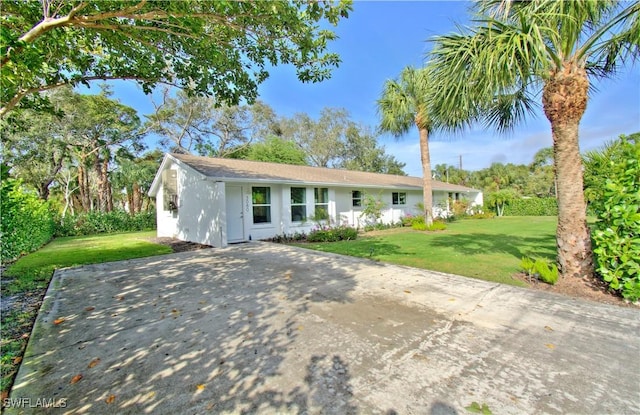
left=290, top=187, right=306, bottom=222
left=314, top=187, right=329, bottom=220
left=392, top=192, right=406, bottom=205
left=252, top=187, right=271, bottom=224
left=162, top=169, right=178, bottom=211
left=352, top=190, right=363, bottom=207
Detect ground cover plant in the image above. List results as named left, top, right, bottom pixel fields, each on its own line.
left=0, top=231, right=172, bottom=395
left=295, top=216, right=557, bottom=286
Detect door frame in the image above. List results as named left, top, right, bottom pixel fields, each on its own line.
left=225, top=185, right=246, bottom=243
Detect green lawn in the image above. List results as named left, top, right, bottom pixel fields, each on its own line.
left=1, top=231, right=172, bottom=392
left=2, top=231, right=172, bottom=294
left=296, top=216, right=558, bottom=287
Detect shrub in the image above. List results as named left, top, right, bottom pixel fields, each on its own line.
left=411, top=217, right=446, bottom=231
left=54, top=211, right=156, bottom=237
left=520, top=256, right=558, bottom=285
left=360, top=193, right=386, bottom=225
left=426, top=220, right=447, bottom=231
left=1, top=179, right=55, bottom=264
left=267, top=232, right=308, bottom=243
left=307, top=225, right=358, bottom=242
left=503, top=197, right=558, bottom=216
left=410, top=215, right=425, bottom=230
left=451, top=199, right=470, bottom=218
left=586, top=134, right=640, bottom=301
left=411, top=221, right=427, bottom=231
left=401, top=214, right=419, bottom=227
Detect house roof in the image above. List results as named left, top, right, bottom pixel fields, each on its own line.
left=168, top=153, right=480, bottom=193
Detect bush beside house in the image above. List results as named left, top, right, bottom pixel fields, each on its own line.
left=1, top=178, right=54, bottom=264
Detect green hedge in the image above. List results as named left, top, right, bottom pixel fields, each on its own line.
left=1, top=179, right=55, bottom=264
left=54, top=211, right=156, bottom=237
left=588, top=136, right=640, bottom=301
left=503, top=197, right=558, bottom=216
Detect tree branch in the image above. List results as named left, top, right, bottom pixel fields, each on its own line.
left=0, top=76, right=182, bottom=118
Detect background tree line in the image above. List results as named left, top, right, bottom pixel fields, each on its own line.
left=1, top=86, right=406, bottom=223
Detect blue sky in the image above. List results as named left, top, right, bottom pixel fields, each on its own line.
left=99, top=1, right=640, bottom=176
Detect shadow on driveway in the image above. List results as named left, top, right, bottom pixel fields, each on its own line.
left=6, top=242, right=639, bottom=414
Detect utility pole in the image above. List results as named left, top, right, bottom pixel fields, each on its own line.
left=459, top=154, right=463, bottom=171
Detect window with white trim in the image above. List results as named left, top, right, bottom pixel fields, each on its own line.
left=252, top=187, right=271, bottom=224
left=392, top=192, right=406, bottom=205
left=314, top=187, right=329, bottom=220
left=352, top=190, right=363, bottom=207
left=291, top=187, right=306, bottom=222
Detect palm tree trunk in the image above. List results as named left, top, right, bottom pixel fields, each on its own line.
left=418, top=126, right=433, bottom=226
left=543, top=66, right=594, bottom=280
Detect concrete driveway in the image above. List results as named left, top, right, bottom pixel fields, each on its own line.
left=6, top=242, right=640, bottom=414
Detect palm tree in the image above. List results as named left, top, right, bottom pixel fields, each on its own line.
left=378, top=66, right=434, bottom=225
left=427, top=0, right=639, bottom=281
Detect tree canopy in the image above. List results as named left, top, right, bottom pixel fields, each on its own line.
left=0, top=0, right=352, bottom=117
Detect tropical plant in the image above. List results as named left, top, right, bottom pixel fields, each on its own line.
left=584, top=134, right=640, bottom=301
left=428, top=0, right=640, bottom=280
left=378, top=66, right=434, bottom=225
left=0, top=0, right=352, bottom=117
left=520, top=256, right=559, bottom=285
left=487, top=189, right=516, bottom=217
left=360, top=192, right=386, bottom=225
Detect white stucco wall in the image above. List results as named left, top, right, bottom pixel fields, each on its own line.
left=155, top=161, right=225, bottom=247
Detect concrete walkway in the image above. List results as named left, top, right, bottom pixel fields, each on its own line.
left=6, top=243, right=640, bottom=414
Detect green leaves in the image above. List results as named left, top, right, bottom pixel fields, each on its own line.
left=588, top=134, right=640, bottom=301
left=1, top=0, right=352, bottom=116
left=0, top=178, right=54, bottom=264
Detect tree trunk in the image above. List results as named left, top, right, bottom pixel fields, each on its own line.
left=417, top=124, right=433, bottom=226
left=542, top=64, right=594, bottom=280
left=77, top=163, right=91, bottom=212
left=103, top=157, right=113, bottom=212
left=96, top=154, right=112, bottom=212
left=132, top=182, right=142, bottom=214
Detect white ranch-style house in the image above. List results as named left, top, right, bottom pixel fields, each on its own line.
left=148, top=153, right=483, bottom=248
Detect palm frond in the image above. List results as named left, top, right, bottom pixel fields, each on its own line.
left=377, top=66, right=431, bottom=137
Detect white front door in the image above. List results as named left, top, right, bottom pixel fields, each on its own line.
left=226, top=186, right=245, bottom=242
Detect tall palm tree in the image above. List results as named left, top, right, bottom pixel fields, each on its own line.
left=427, top=0, right=639, bottom=281
left=378, top=66, right=434, bottom=225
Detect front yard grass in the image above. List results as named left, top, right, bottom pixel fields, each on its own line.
left=297, top=216, right=557, bottom=286
left=1, top=231, right=172, bottom=395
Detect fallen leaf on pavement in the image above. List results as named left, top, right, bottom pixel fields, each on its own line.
left=88, top=358, right=101, bottom=368
left=13, top=356, right=22, bottom=365
left=85, top=306, right=95, bottom=312
left=404, top=290, right=411, bottom=294
left=70, top=374, right=83, bottom=384
left=53, top=318, right=65, bottom=325
left=196, top=384, right=206, bottom=391
left=105, top=395, right=116, bottom=404
left=545, top=343, right=555, bottom=349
